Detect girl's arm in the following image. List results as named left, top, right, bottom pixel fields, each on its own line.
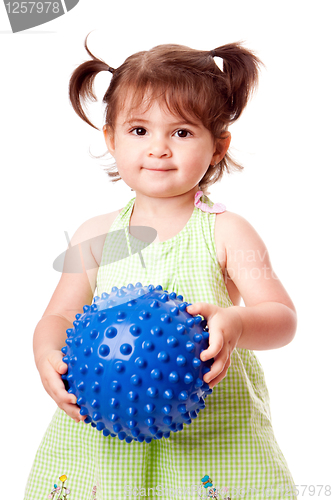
left=34, top=211, right=117, bottom=422
left=187, top=211, right=297, bottom=387
left=223, top=211, right=297, bottom=350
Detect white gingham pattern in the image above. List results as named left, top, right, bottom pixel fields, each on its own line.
left=24, top=194, right=296, bottom=500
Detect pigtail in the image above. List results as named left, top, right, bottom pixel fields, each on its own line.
left=69, top=33, right=114, bottom=130
left=211, top=42, right=262, bottom=123
left=197, top=44, right=263, bottom=194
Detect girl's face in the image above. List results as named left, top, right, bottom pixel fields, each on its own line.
left=104, top=97, right=229, bottom=199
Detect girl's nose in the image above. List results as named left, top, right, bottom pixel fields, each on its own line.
left=148, top=135, right=172, bottom=158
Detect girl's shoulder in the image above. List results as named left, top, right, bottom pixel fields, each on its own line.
left=42, top=208, right=123, bottom=325
left=77, top=208, right=122, bottom=267
left=215, top=210, right=264, bottom=248
left=214, top=209, right=269, bottom=278
left=81, top=208, right=122, bottom=238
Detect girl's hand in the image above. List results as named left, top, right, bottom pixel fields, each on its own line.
left=36, top=350, right=86, bottom=423
left=186, top=303, right=243, bottom=388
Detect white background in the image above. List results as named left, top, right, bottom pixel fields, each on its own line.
left=0, top=1, right=332, bottom=498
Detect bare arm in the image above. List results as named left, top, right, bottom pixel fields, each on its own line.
left=187, top=211, right=297, bottom=387
left=34, top=315, right=71, bottom=364
left=33, top=211, right=117, bottom=421
left=224, top=212, right=297, bottom=350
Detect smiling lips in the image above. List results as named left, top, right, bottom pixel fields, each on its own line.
left=144, top=168, right=174, bottom=171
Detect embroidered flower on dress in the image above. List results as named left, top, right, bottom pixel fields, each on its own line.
left=47, top=476, right=71, bottom=499
left=199, top=475, right=232, bottom=499
left=208, top=487, right=219, bottom=498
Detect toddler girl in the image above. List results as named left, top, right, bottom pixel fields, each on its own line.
left=24, top=36, right=297, bottom=500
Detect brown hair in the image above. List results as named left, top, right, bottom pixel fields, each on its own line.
left=69, top=35, right=263, bottom=194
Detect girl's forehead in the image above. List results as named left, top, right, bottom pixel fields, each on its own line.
left=121, top=101, right=173, bottom=120
left=116, top=87, right=201, bottom=126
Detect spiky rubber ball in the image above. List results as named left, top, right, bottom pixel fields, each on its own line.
left=61, top=283, right=213, bottom=444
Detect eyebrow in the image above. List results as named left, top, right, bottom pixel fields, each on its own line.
left=122, top=118, right=149, bottom=126
left=122, top=117, right=201, bottom=128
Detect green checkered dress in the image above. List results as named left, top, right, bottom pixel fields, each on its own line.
left=24, top=193, right=296, bottom=500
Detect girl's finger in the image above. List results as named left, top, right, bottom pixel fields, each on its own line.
left=49, top=351, right=68, bottom=375
left=52, top=381, right=85, bottom=422
left=209, top=358, right=231, bottom=388
left=186, top=302, right=217, bottom=319
left=47, top=372, right=77, bottom=406
left=58, top=402, right=85, bottom=423
left=201, top=333, right=223, bottom=361
left=204, top=353, right=227, bottom=383
left=55, top=386, right=77, bottom=406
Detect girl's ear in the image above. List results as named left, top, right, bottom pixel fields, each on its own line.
left=103, top=125, right=116, bottom=155
left=211, top=131, right=231, bottom=165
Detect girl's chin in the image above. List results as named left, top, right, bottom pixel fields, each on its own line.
left=135, top=180, right=178, bottom=192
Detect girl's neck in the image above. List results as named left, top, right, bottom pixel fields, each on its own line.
left=132, top=186, right=199, bottom=219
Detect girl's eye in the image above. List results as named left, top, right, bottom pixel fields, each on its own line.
left=132, top=127, right=147, bottom=136
left=175, top=129, right=191, bottom=138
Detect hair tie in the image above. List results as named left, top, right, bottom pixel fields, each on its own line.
left=108, top=67, right=114, bottom=73
left=210, top=49, right=223, bottom=71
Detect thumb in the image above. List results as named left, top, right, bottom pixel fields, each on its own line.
left=50, top=350, right=68, bottom=375
left=186, top=302, right=218, bottom=320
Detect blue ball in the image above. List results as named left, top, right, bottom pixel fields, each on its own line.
left=62, top=283, right=213, bottom=443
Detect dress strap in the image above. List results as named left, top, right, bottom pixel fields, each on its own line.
left=194, top=190, right=226, bottom=214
